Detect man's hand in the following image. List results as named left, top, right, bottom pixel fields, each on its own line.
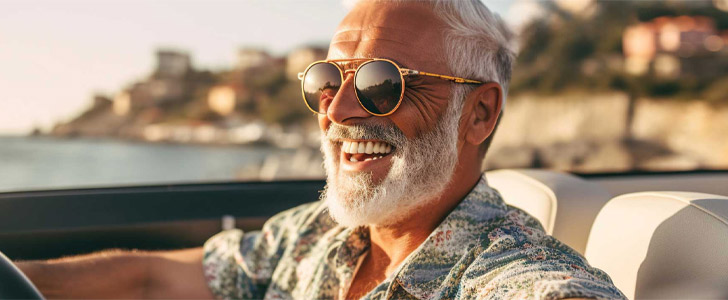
left=15, top=248, right=213, bottom=299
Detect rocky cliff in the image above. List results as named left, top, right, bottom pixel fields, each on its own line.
left=485, top=93, right=728, bottom=172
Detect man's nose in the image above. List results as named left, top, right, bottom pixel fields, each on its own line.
left=326, top=74, right=371, bottom=124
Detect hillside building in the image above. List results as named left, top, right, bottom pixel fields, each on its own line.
left=286, top=46, right=327, bottom=80
left=237, top=48, right=274, bottom=70
left=623, top=16, right=727, bottom=78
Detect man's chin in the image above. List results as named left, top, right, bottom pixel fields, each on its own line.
left=322, top=166, right=439, bottom=228
left=324, top=195, right=406, bottom=228
left=323, top=172, right=396, bottom=228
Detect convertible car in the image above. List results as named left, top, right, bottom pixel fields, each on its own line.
left=1, top=168, right=726, bottom=299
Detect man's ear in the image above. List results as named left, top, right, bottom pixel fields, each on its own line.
left=461, top=82, right=503, bottom=147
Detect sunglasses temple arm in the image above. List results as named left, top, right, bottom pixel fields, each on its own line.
left=400, top=68, right=482, bottom=84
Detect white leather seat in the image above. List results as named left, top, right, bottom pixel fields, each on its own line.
left=585, top=192, right=728, bottom=299
left=485, top=169, right=611, bottom=254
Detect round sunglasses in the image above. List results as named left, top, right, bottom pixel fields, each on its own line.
left=297, top=58, right=483, bottom=116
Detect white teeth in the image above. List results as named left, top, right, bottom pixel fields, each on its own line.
left=364, top=157, right=373, bottom=161
left=372, top=157, right=378, bottom=160
left=378, top=155, right=383, bottom=159
left=350, top=156, right=358, bottom=162
left=341, top=140, right=393, bottom=154
left=342, top=141, right=350, bottom=152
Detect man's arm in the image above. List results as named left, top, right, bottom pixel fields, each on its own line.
left=15, top=248, right=213, bottom=299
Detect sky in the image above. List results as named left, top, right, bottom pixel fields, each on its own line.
left=0, top=0, right=521, bottom=135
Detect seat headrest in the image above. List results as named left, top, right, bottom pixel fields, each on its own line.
left=585, top=191, right=728, bottom=299
left=486, top=169, right=611, bottom=254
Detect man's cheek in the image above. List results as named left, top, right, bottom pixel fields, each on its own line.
left=318, top=115, right=330, bottom=131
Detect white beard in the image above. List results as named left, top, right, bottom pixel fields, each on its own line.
left=320, top=104, right=461, bottom=228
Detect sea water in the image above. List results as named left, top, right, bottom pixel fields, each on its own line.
left=0, top=136, right=293, bottom=192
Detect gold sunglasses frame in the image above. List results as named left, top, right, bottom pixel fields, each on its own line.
left=297, top=58, right=483, bottom=117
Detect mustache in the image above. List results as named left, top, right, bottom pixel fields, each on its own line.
left=325, top=123, right=406, bottom=148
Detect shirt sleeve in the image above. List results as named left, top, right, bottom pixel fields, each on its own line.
left=201, top=202, right=321, bottom=299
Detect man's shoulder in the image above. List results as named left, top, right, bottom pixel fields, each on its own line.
left=457, top=206, right=625, bottom=299
left=467, top=205, right=591, bottom=274
left=481, top=206, right=566, bottom=251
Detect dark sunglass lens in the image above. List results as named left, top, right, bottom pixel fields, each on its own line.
left=355, top=60, right=403, bottom=115
left=302, top=63, right=341, bottom=113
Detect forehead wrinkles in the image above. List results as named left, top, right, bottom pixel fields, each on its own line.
left=328, top=27, right=445, bottom=66
left=331, top=26, right=418, bottom=45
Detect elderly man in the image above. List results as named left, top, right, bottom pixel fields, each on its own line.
left=18, top=1, right=625, bottom=299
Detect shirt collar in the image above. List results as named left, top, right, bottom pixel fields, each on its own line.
left=331, top=225, right=370, bottom=299
left=392, top=175, right=509, bottom=300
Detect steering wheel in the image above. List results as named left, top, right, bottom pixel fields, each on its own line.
left=0, top=251, right=44, bottom=299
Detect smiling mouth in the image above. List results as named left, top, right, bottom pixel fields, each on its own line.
left=340, top=140, right=395, bottom=162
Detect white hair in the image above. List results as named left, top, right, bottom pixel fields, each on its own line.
left=433, top=0, right=516, bottom=109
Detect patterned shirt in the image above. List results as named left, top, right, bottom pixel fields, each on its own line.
left=202, top=176, right=626, bottom=299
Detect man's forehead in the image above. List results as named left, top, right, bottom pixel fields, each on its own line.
left=331, top=24, right=421, bottom=45
left=327, top=1, right=447, bottom=69
left=329, top=28, right=429, bottom=66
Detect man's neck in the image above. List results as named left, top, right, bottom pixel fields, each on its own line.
left=367, top=171, right=483, bottom=276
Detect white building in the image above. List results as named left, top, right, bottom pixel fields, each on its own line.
left=237, top=48, right=273, bottom=70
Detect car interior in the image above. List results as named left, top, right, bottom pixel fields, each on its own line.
left=5, top=0, right=728, bottom=297
left=586, top=191, right=728, bottom=299
left=1, top=168, right=727, bottom=298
